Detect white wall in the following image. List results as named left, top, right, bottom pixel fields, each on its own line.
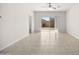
left=0, top=3, right=34, bottom=50
left=67, top=4, right=79, bottom=39
left=34, top=11, right=66, bottom=33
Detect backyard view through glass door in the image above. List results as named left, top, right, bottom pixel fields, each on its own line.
left=41, top=16, right=56, bottom=29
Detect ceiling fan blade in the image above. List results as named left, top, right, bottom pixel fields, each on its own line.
left=41, top=6, right=49, bottom=8
left=52, top=7, right=57, bottom=9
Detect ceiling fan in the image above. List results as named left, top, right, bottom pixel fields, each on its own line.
left=42, top=3, right=61, bottom=10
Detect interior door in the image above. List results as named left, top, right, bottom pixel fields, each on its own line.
left=29, top=16, right=32, bottom=34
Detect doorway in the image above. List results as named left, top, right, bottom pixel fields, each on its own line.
left=41, top=16, right=56, bottom=30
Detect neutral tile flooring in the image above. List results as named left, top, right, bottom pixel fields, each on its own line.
left=0, top=29, right=79, bottom=55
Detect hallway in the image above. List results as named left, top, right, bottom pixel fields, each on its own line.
left=0, top=3, right=79, bottom=55
left=0, top=29, right=79, bottom=55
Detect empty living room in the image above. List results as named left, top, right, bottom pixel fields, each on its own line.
left=0, top=1, right=79, bottom=56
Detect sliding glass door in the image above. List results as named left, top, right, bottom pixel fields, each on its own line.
left=41, top=16, right=56, bottom=29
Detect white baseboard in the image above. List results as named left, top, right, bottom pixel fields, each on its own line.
left=0, top=34, right=29, bottom=51
left=68, top=31, right=79, bottom=40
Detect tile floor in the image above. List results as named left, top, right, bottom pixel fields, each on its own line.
left=0, top=29, right=79, bottom=55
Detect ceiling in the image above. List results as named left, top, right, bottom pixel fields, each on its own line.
left=29, top=3, right=74, bottom=11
